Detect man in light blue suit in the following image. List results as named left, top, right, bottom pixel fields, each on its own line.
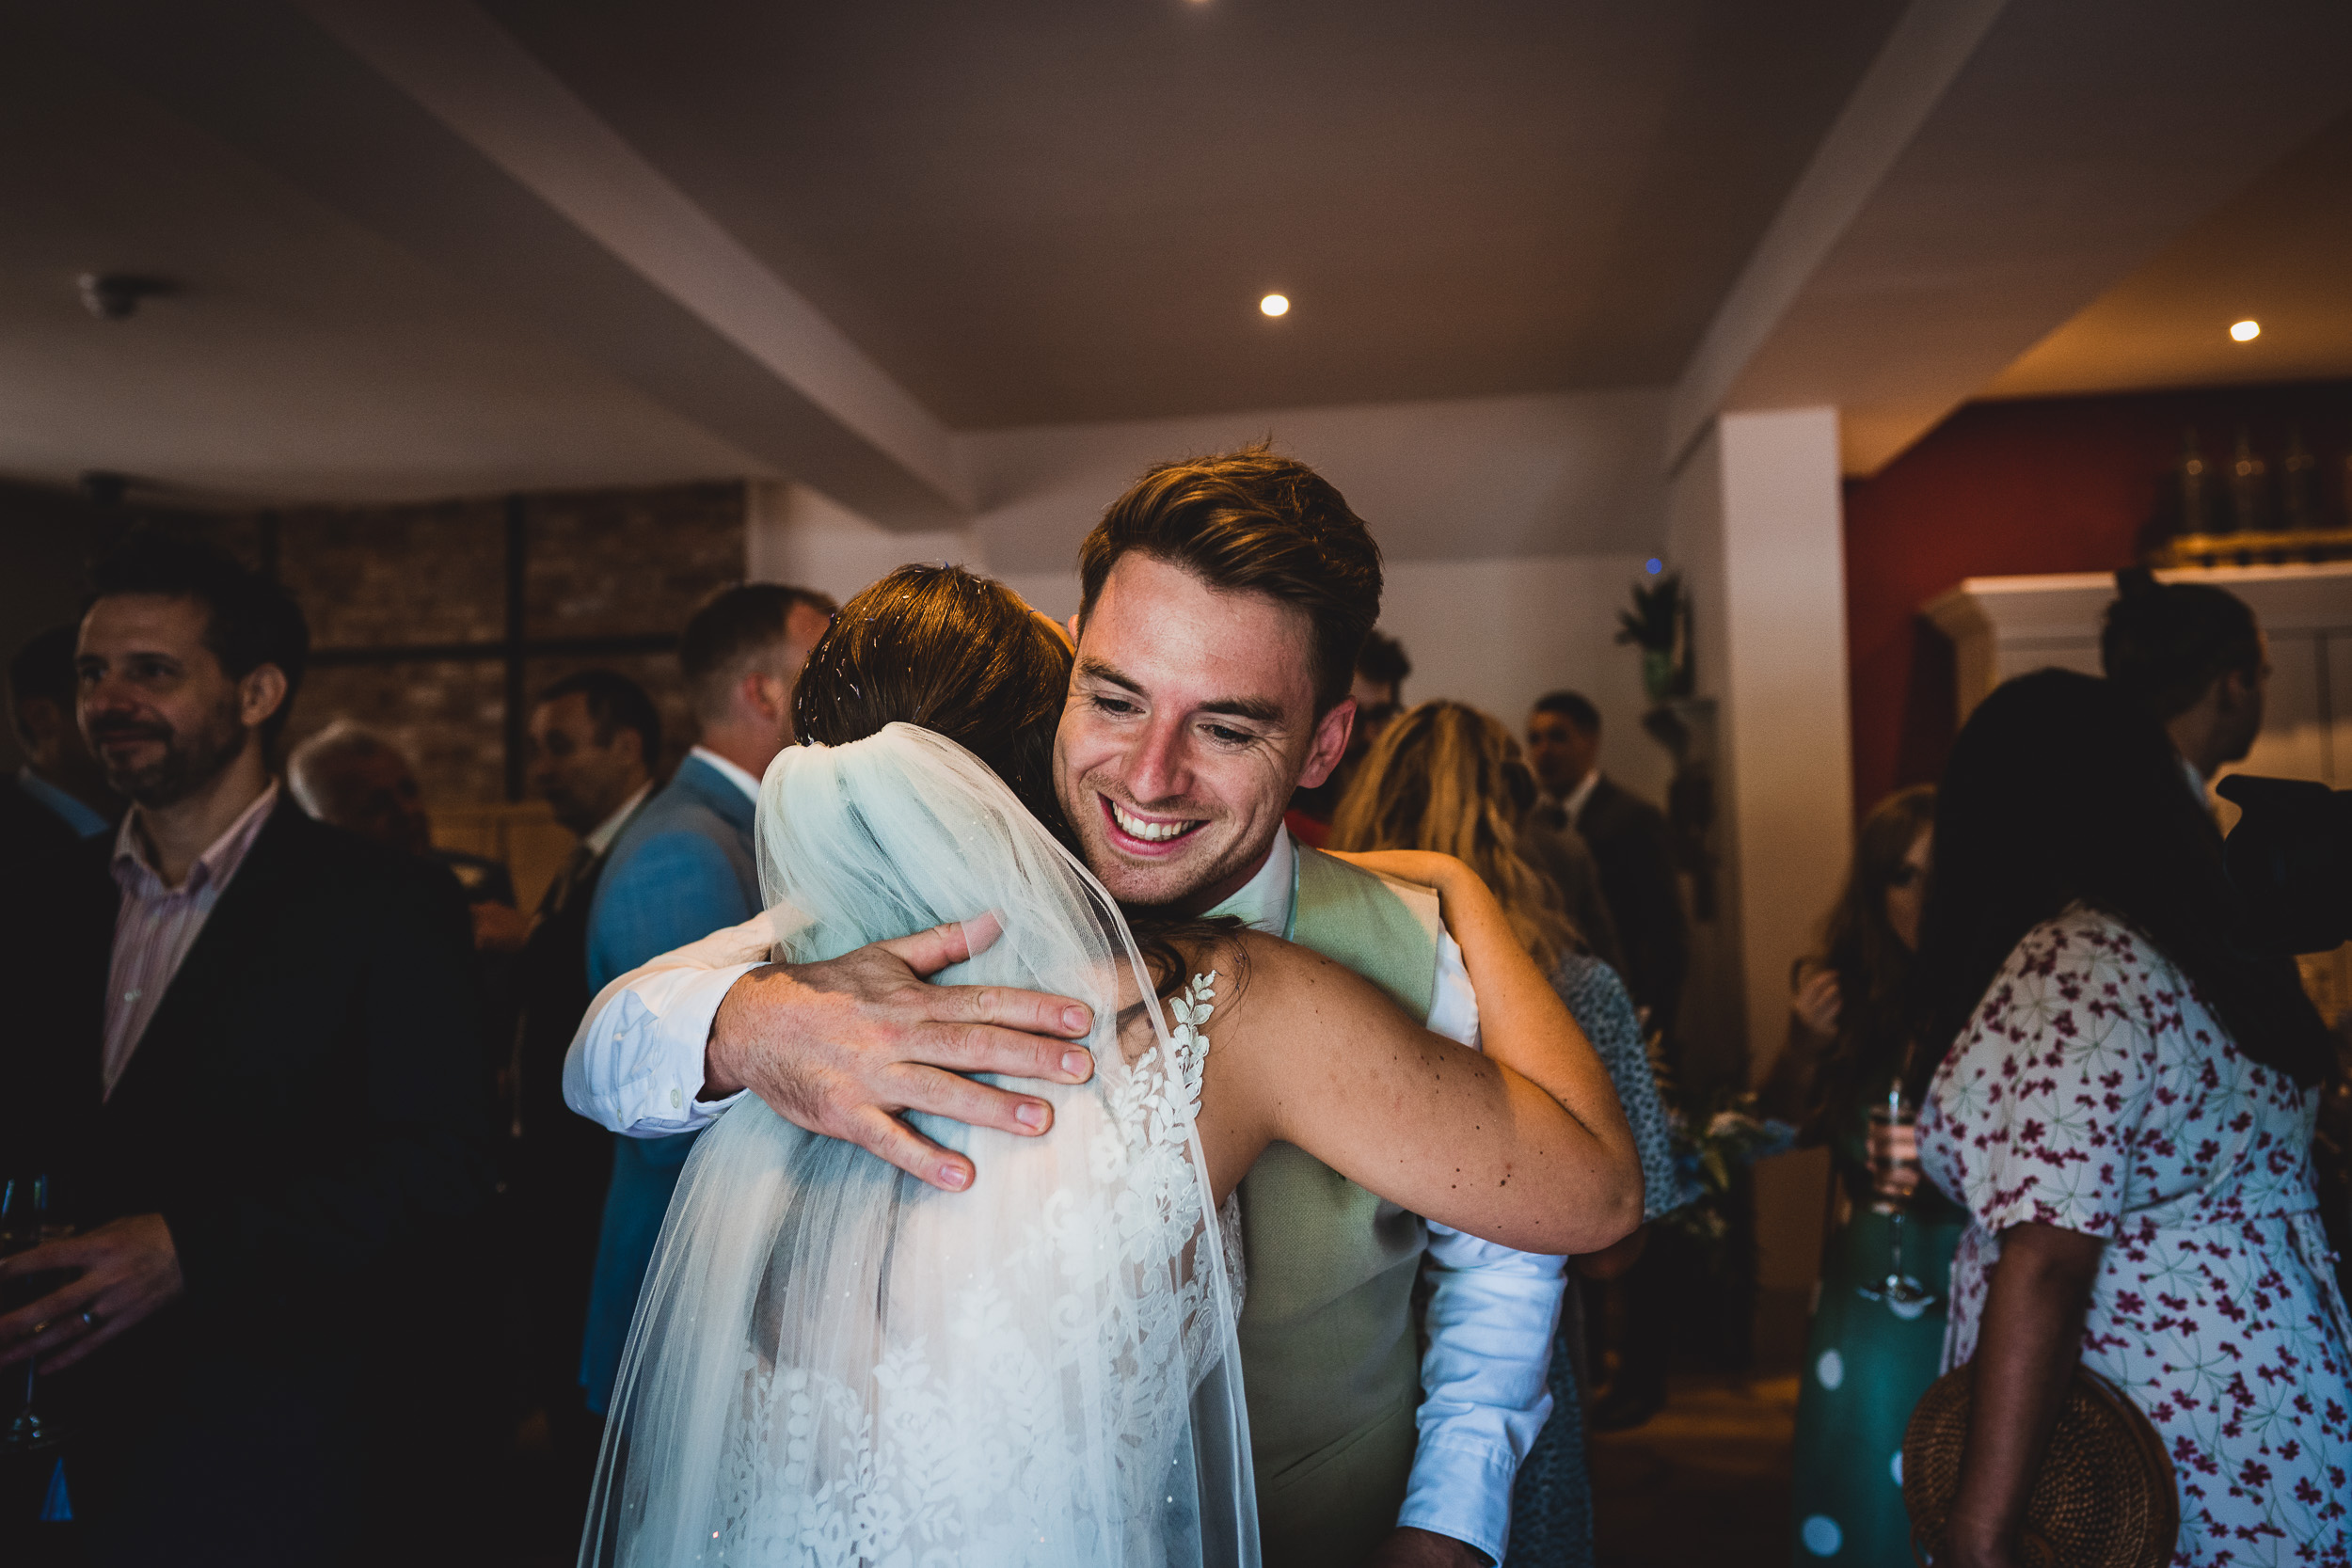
left=578, top=582, right=835, bottom=1415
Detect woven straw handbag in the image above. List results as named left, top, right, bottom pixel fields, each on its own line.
left=1901, top=1363, right=2178, bottom=1568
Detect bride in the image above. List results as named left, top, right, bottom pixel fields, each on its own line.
left=580, top=565, right=1641, bottom=1567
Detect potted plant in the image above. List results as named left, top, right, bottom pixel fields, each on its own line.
left=1616, top=572, right=1692, bottom=705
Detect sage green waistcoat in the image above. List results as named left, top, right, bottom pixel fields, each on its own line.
left=1237, top=847, right=1442, bottom=1566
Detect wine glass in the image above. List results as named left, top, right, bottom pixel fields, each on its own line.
left=1855, top=1081, right=1936, bottom=1319
left=1, top=1174, right=66, bottom=1453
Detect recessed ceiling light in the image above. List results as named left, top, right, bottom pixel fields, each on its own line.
left=1260, top=293, right=1290, bottom=318
left=2231, top=319, right=2260, bottom=341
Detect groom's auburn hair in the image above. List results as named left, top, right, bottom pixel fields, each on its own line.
left=1077, top=444, right=1383, bottom=712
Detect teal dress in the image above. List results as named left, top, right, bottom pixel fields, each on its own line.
left=1787, top=1111, right=1965, bottom=1566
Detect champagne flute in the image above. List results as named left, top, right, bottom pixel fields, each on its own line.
left=1855, top=1080, right=1936, bottom=1318
left=1, top=1174, right=67, bottom=1453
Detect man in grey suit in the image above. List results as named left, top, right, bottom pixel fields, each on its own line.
left=576, top=582, right=834, bottom=1416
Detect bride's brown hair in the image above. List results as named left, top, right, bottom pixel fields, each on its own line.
left=792, top=562, right=1234, bottom=1000
left=792, top=563, right=1077, bottom=855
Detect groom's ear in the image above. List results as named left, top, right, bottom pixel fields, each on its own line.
left=1065, top=611, right=1081, bottom=644
left=1295, top=696, right=1357, bottom=790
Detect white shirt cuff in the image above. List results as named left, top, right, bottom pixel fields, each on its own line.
left=1397, top=1437, right=1520, bottom=1563
left=564, top=960, right=759, bottom=1135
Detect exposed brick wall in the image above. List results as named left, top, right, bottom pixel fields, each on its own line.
left=296, top=658, right=511, bottom=805
left=528, top=483, right=746, bottom=641
left=223, top=482, right=745, bottom=804
left=275, top=497, right=508, bottom=649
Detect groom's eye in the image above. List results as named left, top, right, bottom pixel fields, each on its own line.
left=1201, top=722, right=1253, bottom=745
left=1090, top=694, right=1138, bottom=717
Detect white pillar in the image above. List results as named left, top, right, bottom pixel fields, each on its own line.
left=1667, top=406, right=1853, bottom=1327
left=1668, top=406, right=1853, bottom=1078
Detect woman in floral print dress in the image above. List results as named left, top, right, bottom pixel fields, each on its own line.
left=1910, top=670, right=2348, bottom=1568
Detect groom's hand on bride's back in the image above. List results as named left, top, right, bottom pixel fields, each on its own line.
left=701, top=913, right=1096, bottom=1193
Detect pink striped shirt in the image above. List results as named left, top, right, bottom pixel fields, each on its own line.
left=103, top=782, right=281, bottom=1100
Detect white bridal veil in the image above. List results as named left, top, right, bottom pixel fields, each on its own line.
left=580, top=724, right=1257, bottom=1568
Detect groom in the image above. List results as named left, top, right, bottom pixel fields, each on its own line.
left=565, top=449, right=1561, bottom=1567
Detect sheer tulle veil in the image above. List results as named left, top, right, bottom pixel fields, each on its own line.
left=580, top=723, right=1258, bottom=1567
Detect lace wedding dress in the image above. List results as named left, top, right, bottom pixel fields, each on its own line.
left=580, top=725, right=1257, bottom=1568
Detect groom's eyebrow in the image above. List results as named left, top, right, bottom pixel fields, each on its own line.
left=1075, top=655, right=1145, bottom=693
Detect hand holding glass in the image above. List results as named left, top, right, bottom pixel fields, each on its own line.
left=0, top=1175, right=67, bottom=1453
left=1857, top=1081, right=1935, bottom=1316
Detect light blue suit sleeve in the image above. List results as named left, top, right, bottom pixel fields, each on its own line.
left=586, top=830, right=759, bottom=995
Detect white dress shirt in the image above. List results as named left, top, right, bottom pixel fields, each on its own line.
left=687, top=745, right=762, bottom=805
left=1556, top=768, right=1602, bottom=828
left=583, top=781, right=656, bottom=859
left=104, top=782, right=280, bottom=1098
left=564, top=825, right=1561, bottom=1560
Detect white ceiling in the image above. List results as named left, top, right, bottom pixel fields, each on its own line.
left=479, top=0, right=1903, bottom=427
left=0, top=22, right=765, bottom=507
left=0, top=0, right=1899, bottom=505
left=1984, top=106, right=2352, bottom=401
left=3, top=0, right=2349, bottom=512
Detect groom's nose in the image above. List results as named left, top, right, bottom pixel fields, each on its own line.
left=1122, top=713, right=1194, bottom=806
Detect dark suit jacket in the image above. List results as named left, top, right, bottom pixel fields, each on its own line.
left=508, top=838, right=619, bottom=1400
left=1573, top=775, right=1691, bottom=1043
left=3, top=774, right=85, bottom=867
left=1518, top=817, right=1627, bottom=979
left=2, top=800, right=496, bottom=1560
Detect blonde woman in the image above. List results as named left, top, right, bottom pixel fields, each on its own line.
left=1328, top=700, right=1697, bottom=1568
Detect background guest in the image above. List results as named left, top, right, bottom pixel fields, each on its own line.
left=0, top=532, right=496, bottom=1566
left=1327, top=698, right=1696, bottom=1568
left=1285, top=626, right=1411, bottom=847
left=1525, top=690, right=1689, bottom=1040
left=506, top=669, right=657, bottom=1531
left=1913, top=670, right=2348, bottom=1566
left=576, top=583, right=833, bottom=1419
left=1504, top=755, right=1626, bottom=983
left=2100, top=568, right=2267, bottom=790
left=1756, top=784, right=1958, bottom=1568
left=1527, top=689, right=1693, bottom=1432
left=6, top=624, right=119, bottom=861
left=286, top=719, right=522, bottom=941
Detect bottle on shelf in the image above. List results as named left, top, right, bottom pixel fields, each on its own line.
left=2280, top=426, right=2318, bottom=531
left=2169, top=427, right=2211, bottom=538
left=2228, top=426, right=2268, bottom=535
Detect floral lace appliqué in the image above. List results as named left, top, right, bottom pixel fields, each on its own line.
left=710, top=972, right=1234, bottom=1565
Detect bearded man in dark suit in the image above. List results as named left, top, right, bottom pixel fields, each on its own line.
left=0, top=533, right=494, bottom=1566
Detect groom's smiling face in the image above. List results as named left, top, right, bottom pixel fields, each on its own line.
left=1055, top=553, right=1353, bottom=914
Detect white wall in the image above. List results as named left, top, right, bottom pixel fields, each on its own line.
left=1377, top=555, right=1673, bottom=805
left=752, top=388, right=1681, bottom=797
left=744, top=480, right=977, bottom=606
left=956, top=386, right=1671, bottom=573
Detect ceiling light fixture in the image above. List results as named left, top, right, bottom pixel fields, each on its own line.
left=1260, top=293, right=1289, bottom=318
left=78, top=272, right=179, bottom=321
left=2230, top=319, right=2260, bottom=342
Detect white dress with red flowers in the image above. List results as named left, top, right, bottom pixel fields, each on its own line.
left=1917, top=905, right=2352, bottom=1567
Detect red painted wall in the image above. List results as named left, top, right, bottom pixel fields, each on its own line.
left=1841, top=379, right=2352, bottom=817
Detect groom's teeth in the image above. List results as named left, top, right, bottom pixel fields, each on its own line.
left=1111, top=801, right=1197, bottom=844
